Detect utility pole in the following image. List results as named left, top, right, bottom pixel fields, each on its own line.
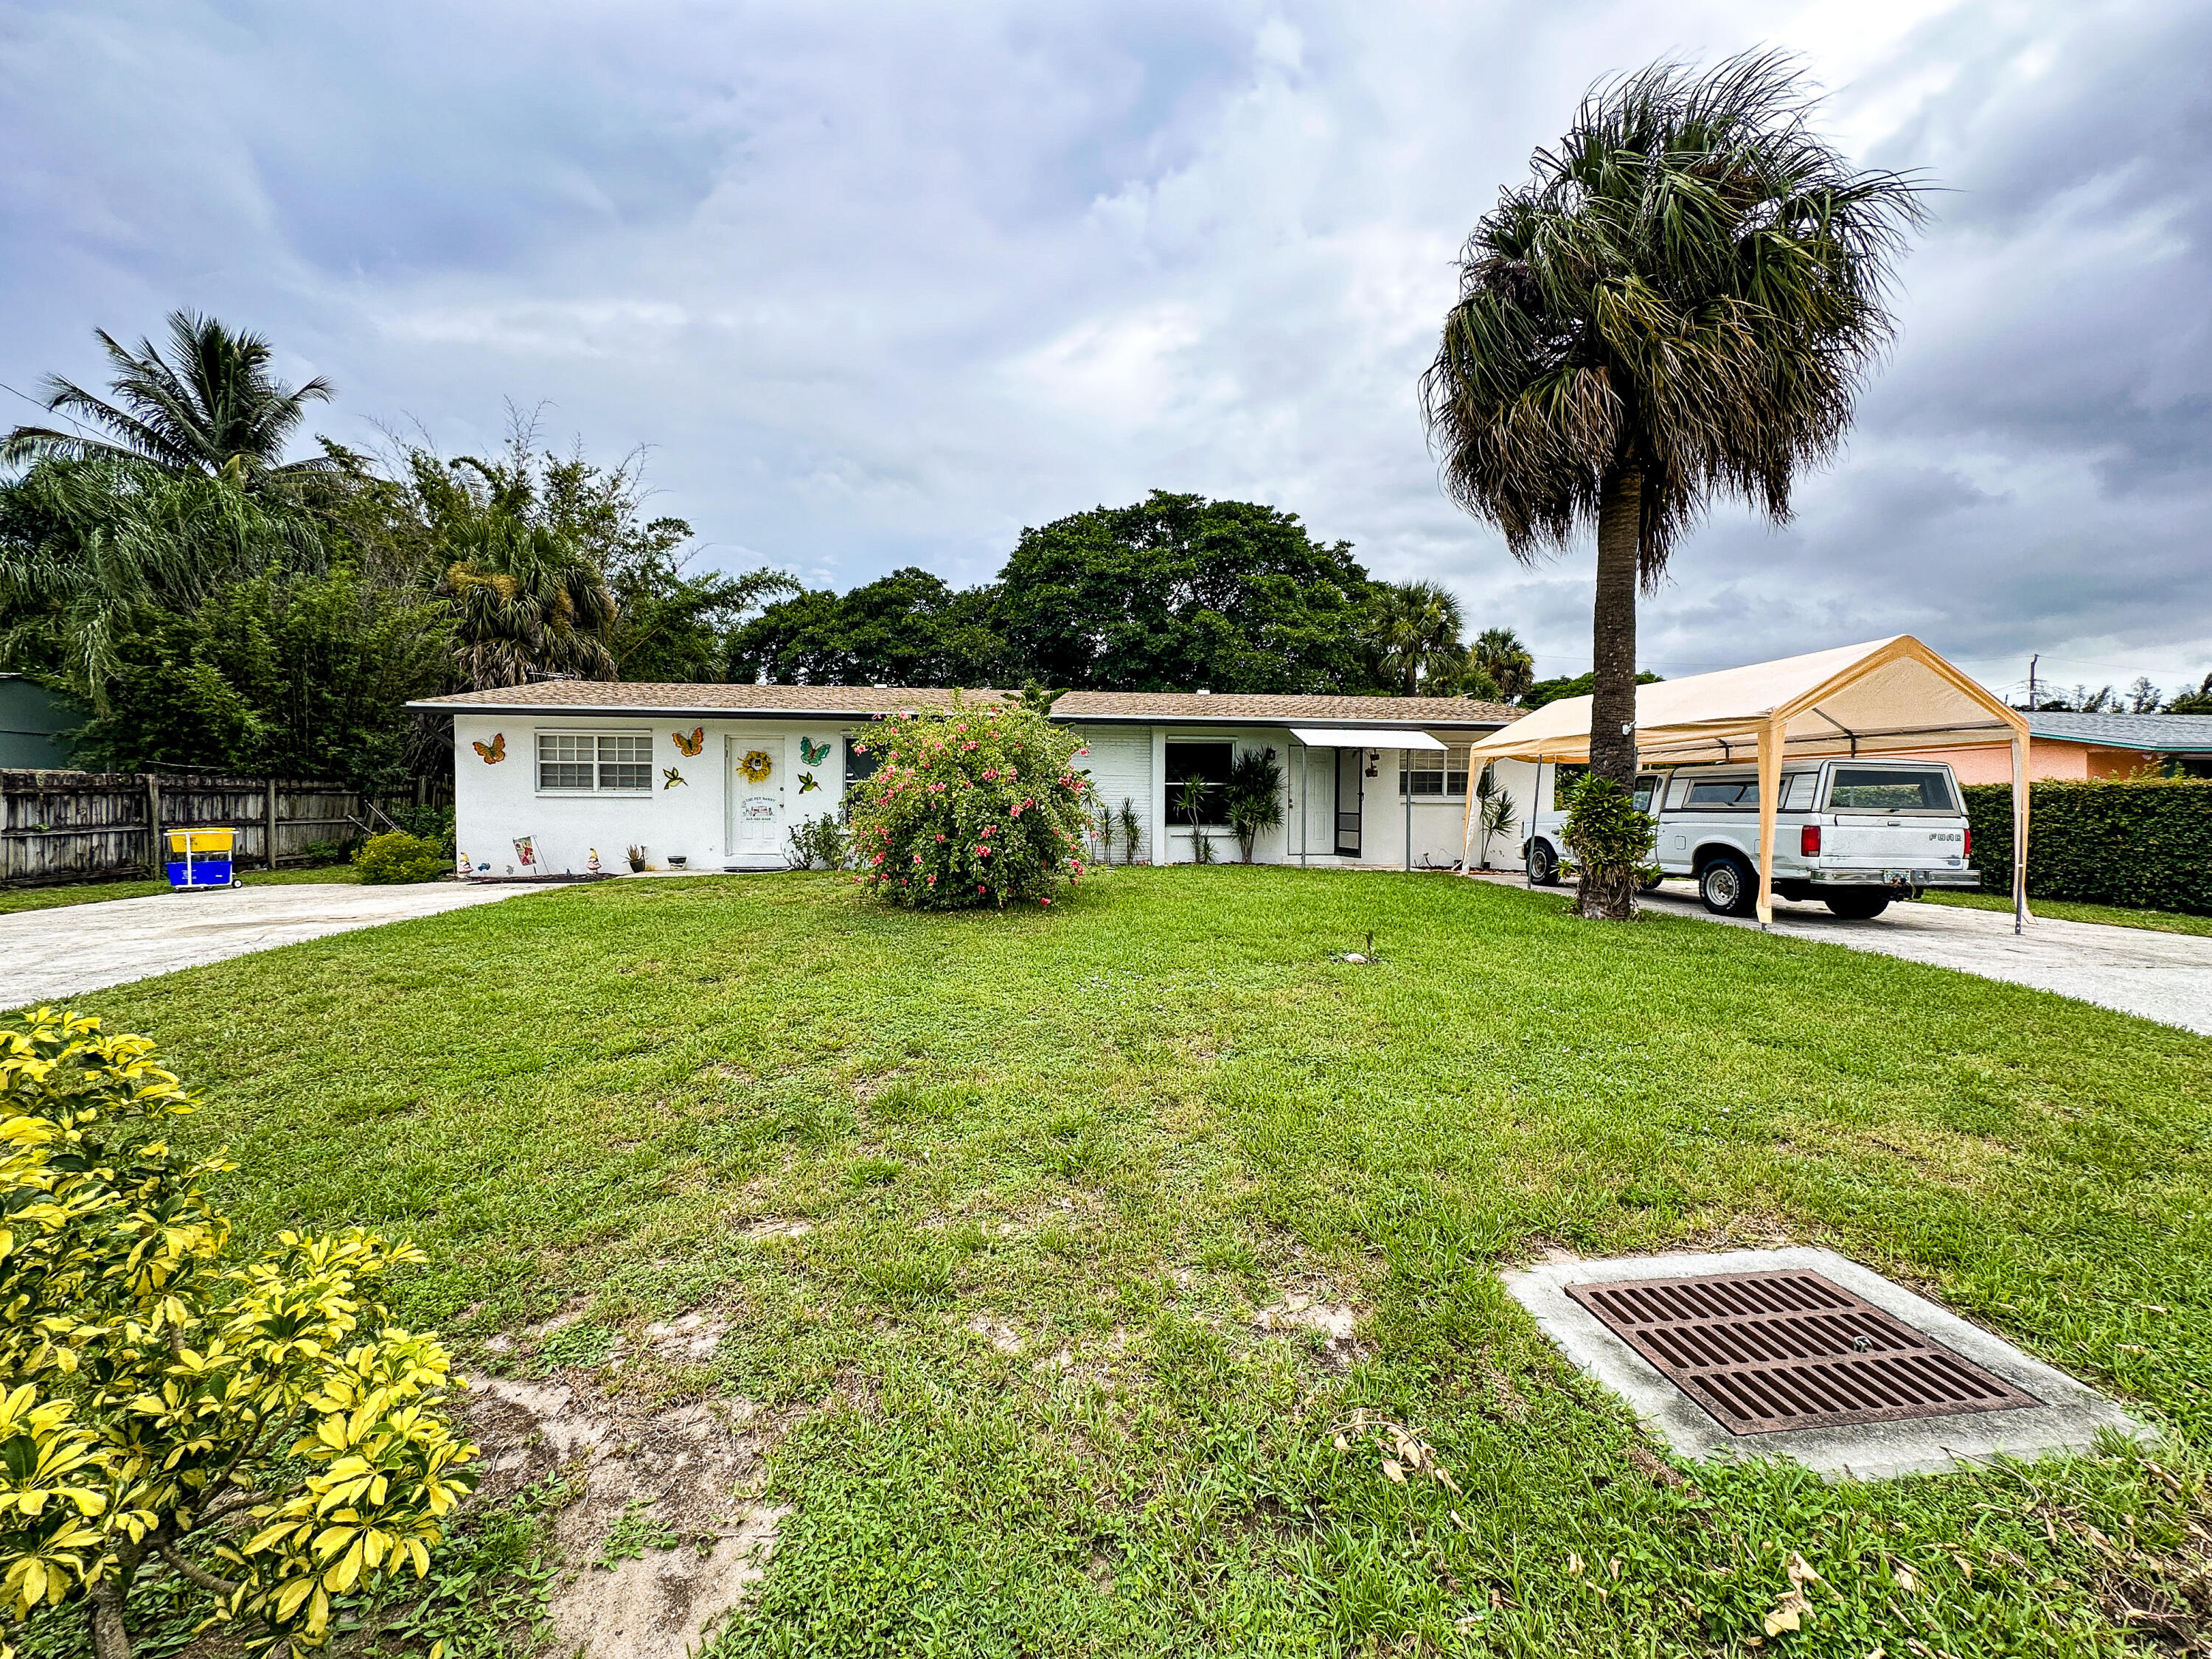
left=2026, top=653, right=2038, bottom=712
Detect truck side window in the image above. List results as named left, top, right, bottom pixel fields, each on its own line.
left=1631, top=774, right=1662, bottom=813
left=1783, top=773, right=1815, bottom=810
left=1683, top=779, right=1758, bottom=808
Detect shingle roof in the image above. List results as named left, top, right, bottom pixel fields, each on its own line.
left=1054, top=690, right=1519, bottom=726
left=2028, top=712, right=2212, bottom=751
left=407, top=683, right=1014, bottom=716
left=407, top=682, right=1523, bottom=728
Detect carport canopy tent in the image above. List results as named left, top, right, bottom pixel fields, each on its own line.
left=1463, top=636, right=2031, bottom=928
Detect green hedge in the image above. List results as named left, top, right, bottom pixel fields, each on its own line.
left=1963, top=779, right=2212, bottom=915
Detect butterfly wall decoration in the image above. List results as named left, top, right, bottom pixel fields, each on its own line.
left=663, top=767, right=687, bottom=790
left=798, top=772, right=821, bottom=793
left=472, top=733, right=507, bottom=764
left=799, top=735, right=832, bottom=766
left=672, top=726, right=706, bottom=757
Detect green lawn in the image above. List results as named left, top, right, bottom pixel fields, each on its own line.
left=32, top=867, right=2212, bottom=1656
left=1917, top=888, right=2212, bottom=938
left=0, top=863, right=361, bottom=914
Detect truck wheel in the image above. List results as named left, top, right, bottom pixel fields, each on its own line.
left=1526, top=840, right=1559, bottom=886
left=1823, top=890, right=1890, bottom=920
left=1699, top=855, right=1756, bottom=917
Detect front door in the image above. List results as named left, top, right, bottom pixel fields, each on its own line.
left=1335, top=748, right=1363, bottom=857
left=726, top=734, right=784, bottom=866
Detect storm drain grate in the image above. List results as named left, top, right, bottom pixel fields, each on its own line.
left=1564, top=1269, right=2042, bottom=1436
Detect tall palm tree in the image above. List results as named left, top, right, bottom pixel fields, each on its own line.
left=2, top=312, right=336, bottom=490
left=1370, top=580, right=1467, bottom=696
left=1422, top=52, right=1924, bottom=789
left=1471, top=625, right=1536, bottom=701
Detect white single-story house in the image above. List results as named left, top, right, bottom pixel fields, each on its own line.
left=408, top=682, right=1524, bottom=875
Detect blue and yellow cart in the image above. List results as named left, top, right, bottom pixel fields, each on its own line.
left=165, top=827, right=243, bottom=891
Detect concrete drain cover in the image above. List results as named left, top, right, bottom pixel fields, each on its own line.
left=1507, top=1248, right=2145, bottom=1480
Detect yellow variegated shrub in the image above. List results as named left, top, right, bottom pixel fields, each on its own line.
left=0, top=1009, right=476, bottom=1659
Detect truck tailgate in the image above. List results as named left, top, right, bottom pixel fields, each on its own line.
left=1825, top=822, right=1969, bottom=870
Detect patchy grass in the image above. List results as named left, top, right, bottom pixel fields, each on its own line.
left=0, top=863, right=360, bottom=914
left=46, top=866, right=2212, bottom=1656
left=1918, top=888, right=2212, bottom=937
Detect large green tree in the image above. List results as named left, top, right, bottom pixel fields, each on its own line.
left=991, top=491, right=1380, bottom=693
left=1422, top=53, right=1924, bottom=819
left=727, top=566, right=1002, bottom=686
left=1, top=313, right=336, bottom=493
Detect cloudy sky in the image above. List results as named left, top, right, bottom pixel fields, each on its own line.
left=4, top=0, right=2206, bottom=699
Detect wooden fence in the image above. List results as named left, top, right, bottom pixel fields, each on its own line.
left=0, top=771, right=408, bottom=887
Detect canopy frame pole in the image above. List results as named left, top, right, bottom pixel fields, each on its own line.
left=2011, top=728, right=2031, bottom=933
left=1296, top=739, right=1307, bottom=867
left=1754, top=718, right=1783, bottom=928
left=1460, top=761, right=1477, bottom=873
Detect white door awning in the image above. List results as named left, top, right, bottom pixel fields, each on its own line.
left=1287, top=727, right=1446, bottom=750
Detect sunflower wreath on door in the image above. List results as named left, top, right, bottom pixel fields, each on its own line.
left=740, top=748, right=774, bottom=784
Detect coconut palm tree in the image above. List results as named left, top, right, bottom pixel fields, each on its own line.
left=2, top=312, right=336, bottom=490
left=1470, top=626, right=1535, bottom=701
left=1369, top=580, right=1467, bottom=696
left=1422, top=52, right=1924, bottom=804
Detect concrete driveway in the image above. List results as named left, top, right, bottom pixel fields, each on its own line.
left=1476, top=872, right=2212, bottom=1036
left=0, top=881, right=543, bottom=1008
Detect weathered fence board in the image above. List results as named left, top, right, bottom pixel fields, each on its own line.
left=0, top=771, right=410, bottom=886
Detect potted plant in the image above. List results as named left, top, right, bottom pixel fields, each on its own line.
left=626, top=844, right=647, bottom=872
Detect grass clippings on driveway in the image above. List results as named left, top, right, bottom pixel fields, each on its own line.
left=44, top=866, right=2212, bottom=1657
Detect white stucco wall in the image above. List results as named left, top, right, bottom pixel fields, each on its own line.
left=452, top=712, right=853, bottom=874
left=450, top=710, right=1517, bottom=877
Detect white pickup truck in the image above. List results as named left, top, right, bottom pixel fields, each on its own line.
left=1518, top=758, right=1979, bottom=919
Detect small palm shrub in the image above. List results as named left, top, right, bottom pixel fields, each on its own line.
left=1561, top=776, right=1658, bottom=919
left=846, top=700, right=1093, bottom=910
left=0, top=1009, right=476, bottom=1659
left=354, top=830, right=448, bottom=883
left=1225, top=749, right=1284, bottom=863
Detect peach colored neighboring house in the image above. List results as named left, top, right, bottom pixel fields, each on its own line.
left=1913, top=712, right=2212, bottom=784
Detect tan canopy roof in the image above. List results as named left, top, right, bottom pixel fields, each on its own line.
left=1466, top=636, right=2025, bottom=765
left=1464, top=636, right=2031, bottom=930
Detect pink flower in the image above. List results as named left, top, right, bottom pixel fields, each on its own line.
left=926, top=874, right=936, bottom=885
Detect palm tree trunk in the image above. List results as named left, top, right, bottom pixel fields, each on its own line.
left=1587, top=467, right=1642, bottom=787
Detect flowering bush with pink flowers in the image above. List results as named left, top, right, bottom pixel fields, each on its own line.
left=846, top=698, right=1094, bottom=910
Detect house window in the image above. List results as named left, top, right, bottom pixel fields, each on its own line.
left=845, top=735, right=880, bottom=786
left=1166, top=741, right=1232, bottom=826
left=1399, top=745, right=1472, bottom=798
left=538, top=731, right=652, bottom=793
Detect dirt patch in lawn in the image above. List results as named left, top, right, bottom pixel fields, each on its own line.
left=465, top=1350, right=788, bottom=1659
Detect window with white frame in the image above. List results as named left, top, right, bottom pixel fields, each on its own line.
left=1398, top=745, right=1472, bottom=797
left=537, top=731, right=653, bottom=793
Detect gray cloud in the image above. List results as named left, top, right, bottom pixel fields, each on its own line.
left=2, top=0, right=2205, bottom=699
